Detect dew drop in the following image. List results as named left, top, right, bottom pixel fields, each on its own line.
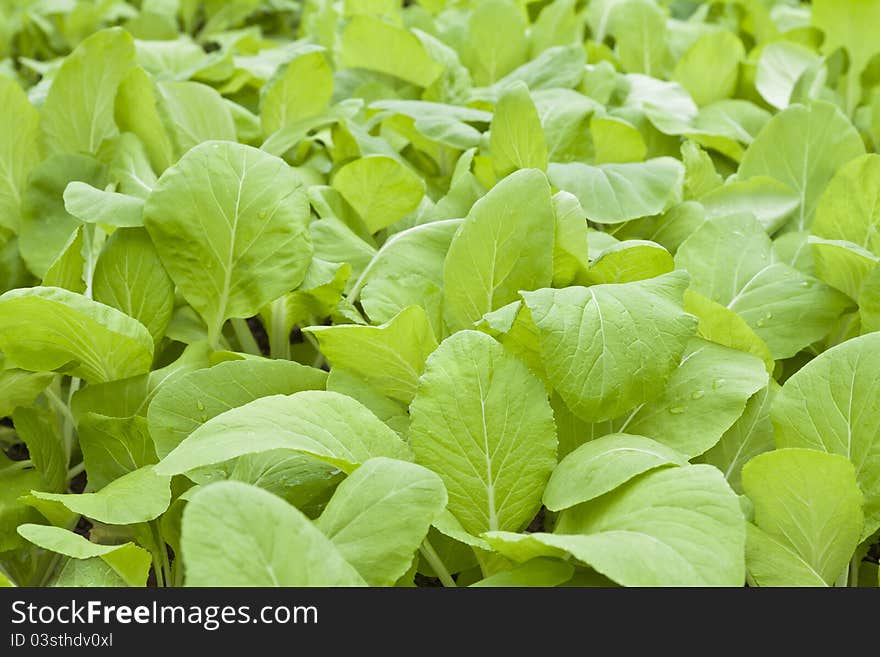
left=765, top=312, right=773, bottom=320
left=669, top=406, right=686, bottom=415
left=691, top=390, right=705, bottom=400
left=712, top=379, right=726, bottom=389
left=756, top=319, right=765, bottom=327
left=801, top=280, right=812, bottom=288
left=258, top=210, right=268, bottom=219
left=196, top=401, right=205, bottom=411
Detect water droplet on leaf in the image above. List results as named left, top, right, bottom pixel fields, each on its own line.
left=691, top=390, right=705, bottom=400
left=712, top=379, right=726, bottom=389
left=669, top=406, right=686, bottom=415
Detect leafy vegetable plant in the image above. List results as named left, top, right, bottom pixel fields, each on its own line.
left=1, top=0, right=879, bottom=588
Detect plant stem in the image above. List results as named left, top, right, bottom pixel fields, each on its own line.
left=269, top=298, right=291, bottom=359
left=303, top=332, right=326, bottom=369
left=44, top=385, right=77, bottom=464
left=0, top=459, right=33, bottom=474
left=849, top=553, right=861, bottom=587
left=231, top=318, right=262, bottom=356
left=419, top=538, right=456, bottom=587
left=67, top=462, right=85, bottom=480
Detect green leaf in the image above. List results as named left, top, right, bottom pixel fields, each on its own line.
left=0, top=286, right=154, bottom=383
left=17, top=524, right=151, bottom=586
left=148, top=358, right=327, bottom=458
left=462, top=0, right=528, bottom=86
left=155, top=81, right=237, bottom=158
left=695, top=383, right=778, bottom=494
left=470, top=558, right=574, bottom=587
left=620, top=338, right=768, bottom=458
left=488, top=465, right=745, bottom=586
left=62, top=183, right=144, bottom=228
left=812, top=0, right=880, bottom=114
left=0, top=76, right=41, bottom=233
left=49, top=558, right=126, bottom=587
left=19, top=153, right=106, bottom=278
left=339, top=15, right=443, bottom=87
left=544, top=433, right=687, bottom=512
left=547, top=158, right=684, bottom=225
left=29, top=466, right=171, bottom=525
left=157, top=391, right=412, bottom=476
left=608, top=0, right=669, bottom=78
left=78, top=414, right=157, bottom=490
left=699, top=177, right=799, bottom=234
left=0, top=369, right=53, bottom=417
left=316, top=458, right=447, bottom=586
left=551, top=191, right=590, bottom=287
left=261, top=49, right=333, bottom=137
left=305, top=306, right=437, bottom=403
left=676, top=213, right=851, bottom=359
left=522, top=271, right=696, bottom=422
left=755, top=41, right=820, bottom=111
left=813, top=154, right=880, bottom=257
left=490, top=81, right=547, bottom=177
left=12, top=407, right=66, bottom=492
left=332, top=156, right=425, bottom=234
left=41, top=28, right=136, bottom=155
left=684, top=290, right=775, bottom=373
left=409, top=330, right=557, bottom=535
left=92, top=228, right=174, bottom=343
left=809, top=237, right=878, bottom=301
left=739, top=101, right=865, bottom=231
left=181, top=481, right=366, bottom=586
left=42, top=228, right=85, bottom=293
left=673, top=30, right=744, bottom=107
left=861, top=267, right=880, bottom=333
left=771, top=332, right=880, bottom=539
left=0, top=454, right=44, bottom=552
left=443, top=169, right=554, bottom=332
left=113, top=67, right=174, bottom=173
left=356, top=219, right=460, bottom=333
left=584, top=240, right=673, bottom=285
left=742, top=448, right=864, bottom=586
left=143, top=141, right=312, bottom=345
left=590, top=116, right=647, bottom=164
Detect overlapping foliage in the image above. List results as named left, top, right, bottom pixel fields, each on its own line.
left=1, top=0, right=878, bottom=587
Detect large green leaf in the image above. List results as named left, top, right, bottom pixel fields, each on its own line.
left=813, top=154, right=880, bottom=256
left=331, top=156, right=424, bottom=234
left=739, top=101, right=865, bottom=231
left=697, top=383, right=777, bottom=494
left=0, top=286, right=153, bottom=383
left=78, top=414, right=157, bottom=490
left=339, top=15, right=442, bottom=87
left=409, top=330, right=557, bottom=535
left=148, top=358, right=327, bottom=458
left=316, top=458, right=447, bottom=586
left=29, top=466, right=171, bottom=525
left=305, top=306, right=437, bottom=403
left=486, top=465, right=745, bottom=586
left=462, top=0, right=528, bottom=86
left=676, top=213, right=851, bottom=359
left=771, top=332, right=880, bottom=539
left=547, top=158, right=684, bottom=225
left=813, top=0, right=880, bottom=114
left=157, top=391, right=412, bottom=475
left=92, top=228, right=174, bottom=343
left=443, top=169, right=554, bottom=332
left=41, top=28, right=136, bottom=155
left=522, top=271, right=696, bottom=422
left=543, top=433, right=687, bottom=512
left=490, top=81, right=547, bottom=177
left=17, top=525, right=151, bottom=587
left=620, top=338, right=768, bottom=458
left=742, top=449, right=864, bottom=586
left=260, top=49, right=333, bottom=137
left=143, top=141, right=312, bottom=345
left=181, top=481, right=365, bottom=586
left=0, top=76, right=41, bottom=233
